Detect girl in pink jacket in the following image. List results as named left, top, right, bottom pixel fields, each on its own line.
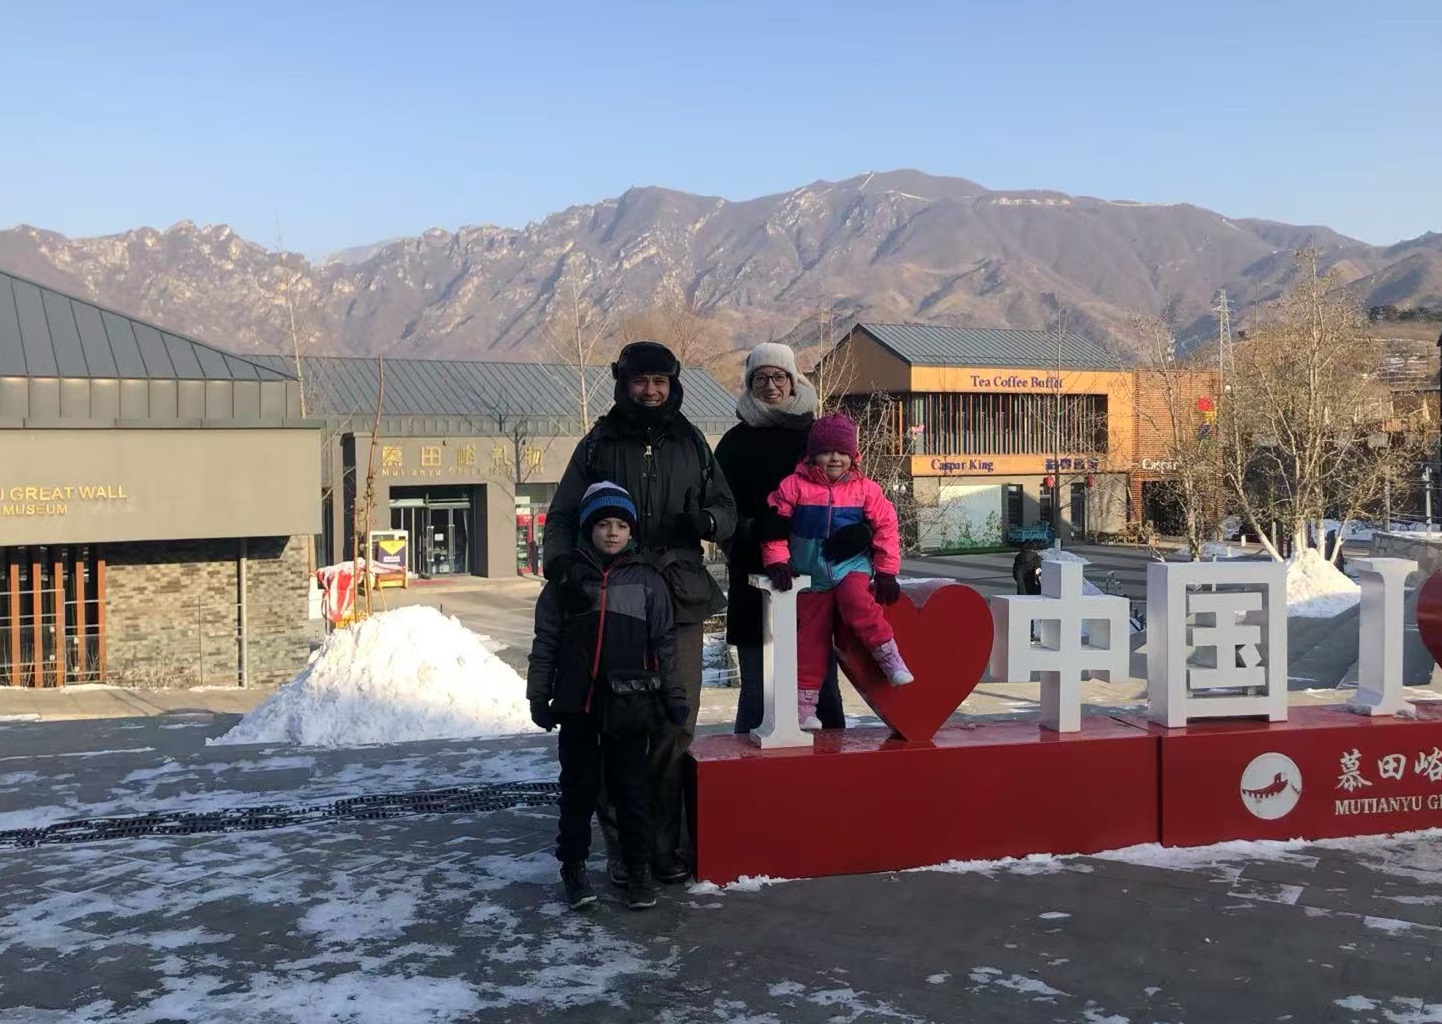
left=761, top=413, right=913, bottom=729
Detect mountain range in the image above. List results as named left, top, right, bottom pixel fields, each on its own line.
left=2, top=169, right=1439, bottom=364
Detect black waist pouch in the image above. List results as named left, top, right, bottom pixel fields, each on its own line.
left=601, top=670, right=664, bottom=737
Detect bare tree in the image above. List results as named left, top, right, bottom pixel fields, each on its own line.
left=1222, top=249, right=1422, bottom=562
left=540, top=279, right=619, bottom=430
left=619, top=286, right=736, bottom=384
left=801, top=310, right=855, bottom=409
left=476, top=386, right=556, bottom=496
left=1120, top=313, right=1229, bottom=560
left=351, top=355, right=385, bottom=619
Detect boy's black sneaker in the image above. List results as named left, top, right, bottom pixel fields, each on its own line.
left=607, top=859, right=629, bottom=887
left=626, top=866, right=659, bottom=910
left=560, top=862, right=597, bottom=910
left=653, top=859, right=691, bottom=885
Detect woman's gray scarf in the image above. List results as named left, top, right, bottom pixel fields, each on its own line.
left=736, top=376, right=818, bottom=431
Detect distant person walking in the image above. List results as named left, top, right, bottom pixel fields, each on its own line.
left=543, top=341, right=736, bottom=887
left=1013, top=541, right=1043, bottom=597
left=714, top=343, right=850, bottom=734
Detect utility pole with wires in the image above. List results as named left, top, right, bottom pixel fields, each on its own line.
left=1215, top=289, right=1234, bottom=401
left=1050, top=307, right=1066, bottom=542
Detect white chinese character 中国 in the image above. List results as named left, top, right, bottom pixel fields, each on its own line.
left=1378, top=754, right=1407, bottom=781
left=1414, top=748, right=1442, bottom=783
left=1337, top=748, right=1372, bottom=792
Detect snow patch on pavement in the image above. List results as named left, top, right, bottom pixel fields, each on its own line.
left=968, top=966, right=1067, bottom=997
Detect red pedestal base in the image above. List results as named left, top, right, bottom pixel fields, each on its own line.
left=687, top=719, right=1159, bottom=884
left=1127, top=702, right=1442, bottom=847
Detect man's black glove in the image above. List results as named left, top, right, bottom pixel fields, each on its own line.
left=543, top=552, right=578, bottom=584
left=764, top=562, right=795, bottom=592
left=673, top=509, right=714, bottom=542
left=754, top=508, right=793, bottom=541
left=529, top=700, right=556, bottom=732
left=558, top=578, right=591, bottom=615
left=872, top=572, right=902, bottom=606
left=665, top=704, right=689, bottom=727
left=822, top=522, right=875, bottom=562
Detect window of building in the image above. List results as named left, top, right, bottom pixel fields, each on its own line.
left=898, top=392, right=1108, bottom=457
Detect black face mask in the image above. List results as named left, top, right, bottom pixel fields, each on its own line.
left=612, top=375, right=684, bottom=430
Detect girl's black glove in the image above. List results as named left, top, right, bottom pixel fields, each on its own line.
left=822, top=522, right=874, bottom=562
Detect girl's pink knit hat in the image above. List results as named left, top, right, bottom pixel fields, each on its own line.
left=807, top=412, right=859, bottom=458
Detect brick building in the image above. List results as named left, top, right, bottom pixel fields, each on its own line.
left=0, top=269, right=319, bottom=688
left=824, top=323, right=1217, bottom=547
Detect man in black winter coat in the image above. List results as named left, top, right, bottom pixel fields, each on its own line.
left=543, top=340, right=736, bottom=886
left=1013, top=542, right=1043, bottom=596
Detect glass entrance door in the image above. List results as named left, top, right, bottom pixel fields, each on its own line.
left=429, top=509, right=452, bottom=576
left=388, top=487, right=473, bottom=578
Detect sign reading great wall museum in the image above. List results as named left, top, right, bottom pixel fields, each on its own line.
left=0, top=484, right=130, bottom=517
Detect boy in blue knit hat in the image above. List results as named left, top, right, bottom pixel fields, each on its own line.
left=527, top=481, right=688, bottom=910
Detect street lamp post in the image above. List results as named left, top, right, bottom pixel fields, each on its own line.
left=1427, top=465, right=1434, bottom=535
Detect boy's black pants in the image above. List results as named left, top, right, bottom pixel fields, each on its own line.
left=555, top=712, right=652, bottom=869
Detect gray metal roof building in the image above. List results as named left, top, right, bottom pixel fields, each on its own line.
left=0, top=269, right=291, bottom=381
left=247, top=355, right=740, bottom=435
left=0, top=269, right=303, bottom=425
left=0, top=267, right=739, bottom=431
left=851, top=323, right=1121, bottom=371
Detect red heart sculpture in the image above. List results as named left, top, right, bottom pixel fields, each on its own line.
left=834, top=579, right=994, bottom=742
left=1417, top=570, right=1442, bottom=669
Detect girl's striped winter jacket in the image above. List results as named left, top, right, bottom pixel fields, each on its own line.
left=760, top=461, right=901, bottom=591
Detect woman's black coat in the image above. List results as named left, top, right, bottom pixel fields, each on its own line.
left=714, top=417, right=812, bottom=647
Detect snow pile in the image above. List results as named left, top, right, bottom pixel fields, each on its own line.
left=212, top=606, right=534, bottom=747
left=1041, top=548, right=1088, bottom=564
left=1286, top=548, right=1360, bottom=619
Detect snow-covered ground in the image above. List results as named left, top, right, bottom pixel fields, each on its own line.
left=212, top=606, right=535, bottom=748
left=1286, top=547, right=1361, bottom=618
left=3, top=769, right=1441, bottom=1024
left=702, top=632, right=737, bottom=688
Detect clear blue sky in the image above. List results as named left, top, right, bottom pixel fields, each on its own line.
left=1, top=0, right=1437, bottom=257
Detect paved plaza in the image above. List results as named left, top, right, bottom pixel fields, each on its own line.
left=3, top=715, right=1442, bottom=1022
left=3, top=547, right=1442, bottom=1022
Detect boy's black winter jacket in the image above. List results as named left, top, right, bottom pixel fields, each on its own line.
left=527, top=551, right=685, bottom=715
